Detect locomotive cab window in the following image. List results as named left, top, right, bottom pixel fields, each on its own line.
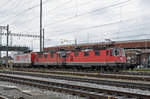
left=95, top=51, right=100, bottom=56
left=114, top=49, right=120, bottom=56
left=121, top=49, right=125, bottom=56
left=84, top=51, right=89, bottom=56
left=74, top=52, right=79, bottom=57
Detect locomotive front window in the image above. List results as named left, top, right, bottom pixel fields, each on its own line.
left=95, top=51, right=100, bottom=56
left=84, top=51, right=89, bottom=56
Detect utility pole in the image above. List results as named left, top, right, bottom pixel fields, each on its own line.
left=31, top=40, right=33, bottom=50
left=43, top=29, right=44, bottom=51
left=40, top=0, right=43, bottom=52
left=6, top=25, right=9, bottom=57
left=10, top=31, right=12, bottom=46
left=0, top=29, right=2, bottom=58
left=6, top=25, right=9, bottom=68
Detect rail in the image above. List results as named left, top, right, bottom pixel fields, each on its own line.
left=0, top=72, right=150, bottom=99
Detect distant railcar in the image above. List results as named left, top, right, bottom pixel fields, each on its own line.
left=125, top=50, right=141, bottom=68
left=13, top=52, right=35, bottom=67
left=140, top=51, right=150, bottom=68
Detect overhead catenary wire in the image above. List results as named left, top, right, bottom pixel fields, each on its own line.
left=37, top=1, right=133, bottom=36
left=43, top=0, right=150, bottom=39
left=15, top=0, right=73, bottom=33
left=0, top=0, right=16, bottom=10
left=45, top=0, right=129, bottom=19
left=44, top=0, right=132, bottom=27
left=45, top=12, right=143, bottom=37
left=1, top=0, right=148, bottom=48
left=8, top=0, right=132, bottom=34
left=11, top=0, right=73, bottom=26
left=46, top=0, right=73, bottom=14
left=46, top=20, right=122, bottom=36
left=17, top=0, right=100, bottom=33
left=45, top=0, right=98, bottom=17
left=44, top=16, right=150, bottom=42
left=112, top=33, right=150, bottom=40
left=0, top=0, right=49, bottom=24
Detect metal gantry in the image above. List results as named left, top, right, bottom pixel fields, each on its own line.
left=0, top=25, right=41, bottom=55
left=0, top=25, right=9, bottom=58
left=0, top=32, right=40, bottom=38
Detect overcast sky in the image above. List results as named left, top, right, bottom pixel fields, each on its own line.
left=0, top=0, right=150, bottom=51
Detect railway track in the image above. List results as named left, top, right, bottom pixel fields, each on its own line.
left=10, top=68, right=150, bottom=81
left=0, top=73, right=150, bottom=99
left=0, top=71, right=150, bottom=91
left=12, top=68, right=150, bottom=76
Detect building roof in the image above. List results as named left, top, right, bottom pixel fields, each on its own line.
left=44, top=39, right=150, bottom=52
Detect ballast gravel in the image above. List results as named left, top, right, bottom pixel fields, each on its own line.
left=0, top=81, right=87, bottom=99
left=0, top=73, right=150, bottom=96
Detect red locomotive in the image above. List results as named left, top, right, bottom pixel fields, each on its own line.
left=13, top=47, right=127, bottom=70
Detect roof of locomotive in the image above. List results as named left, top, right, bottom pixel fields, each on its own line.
left=41, top=47, right=118, bottom=54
